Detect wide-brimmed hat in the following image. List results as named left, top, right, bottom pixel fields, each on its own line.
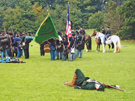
left=72, top=33, right=75, bottom=36
left=71, top=30, right=75, bottom=34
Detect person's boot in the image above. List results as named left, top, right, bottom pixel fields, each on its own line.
left=64, top=73, right=77, bottom=87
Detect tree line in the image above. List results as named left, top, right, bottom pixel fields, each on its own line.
left=0, top=0, right=134, bottom=39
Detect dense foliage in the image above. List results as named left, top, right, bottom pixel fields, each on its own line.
left=0, top=0, right=134, bottom=39
left=116, top=0, right=135, bottom=39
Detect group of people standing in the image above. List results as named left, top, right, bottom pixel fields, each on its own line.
left=0, top=27, right=86, bottom=62
left=0, top=30, right=33, bottom=63
left=40, top=29, right=86, bottom=61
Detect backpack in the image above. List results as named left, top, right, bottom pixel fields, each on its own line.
left=44, top=44, right=50, bottom=53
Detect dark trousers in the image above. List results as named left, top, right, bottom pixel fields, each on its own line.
left=24, top=49, right=29, bottom=59
left=40, top=47, right=45, bottom=56
left=75, top=69, right=85, bottom=79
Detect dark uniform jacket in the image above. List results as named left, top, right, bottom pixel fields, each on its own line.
left=56, top=39, right=62, bottom=51
left=76, top=34, right=85, bottom=50
left=69, top=37, right=76, bottom=50
left=102, top=30, right=106, bottom=34
left=0, top=36, right=10, bottom=50
left=61, top=39, right=68, bottom=52
left=48, top=38, right=56, bottom=51
left=106, top=30, right=111, bottom=35
left=75, top=69, right=106, bottom=91
left=21, top=35, right=32, bottom=50
left=11, top=37, right=21, bottom=49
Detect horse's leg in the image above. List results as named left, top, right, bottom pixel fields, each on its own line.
left=116, top=45, right=118, bottom=52
left=113, top=42, right=117, bottom=53
left=108, top=44, right=110, bottom=52
left=117, top=38, right=121, bottom=52
left=116, top=42, right=120, bottom=52
left=101, top=37, right=105, bottom=53
left=96, top=44, right=98, bottom=52
left=86, top=42, right=88, bottom=52
left=102, top=43, right=105, bottom=53
left=112, top=43, right=114, bottom=49
left=98, top=44, right=100, bottom=51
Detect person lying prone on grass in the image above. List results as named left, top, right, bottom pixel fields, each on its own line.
left=0, top=57, right=24, bottom=63
left=64, top=69, right=121, bottom=91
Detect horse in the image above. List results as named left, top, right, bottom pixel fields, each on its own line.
left=75, top=30, right=92, bottom=52
left=91, top=31, right=121, bottom=53
left=95, top=38, right=101, bottom=52
left=91, top=31, right=112, bottom=52
left=84, top=34, right=92, bottom=52
left=95, top=37, right=114, bottom=52
left=105, top=35, right=121, bottom=53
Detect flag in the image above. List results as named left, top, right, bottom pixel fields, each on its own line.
left=34, top=13, right=59, bottom=44
left=65, top=4, right=71, bottom=39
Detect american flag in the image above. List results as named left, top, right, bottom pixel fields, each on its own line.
left=65, top=4, right=71, bottom=39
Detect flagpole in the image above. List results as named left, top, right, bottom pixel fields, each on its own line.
left=47, top=10, right=49, bottom=15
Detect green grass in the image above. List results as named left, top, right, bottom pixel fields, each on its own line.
left=0, top=29, right=135, bottom=101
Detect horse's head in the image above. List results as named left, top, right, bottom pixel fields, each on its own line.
left=91, top=31, right=97, bottom=37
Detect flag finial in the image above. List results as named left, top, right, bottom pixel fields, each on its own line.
left=47, top=10, right=49, bottom=15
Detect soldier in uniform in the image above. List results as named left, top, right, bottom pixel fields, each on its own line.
left=56, top=32, right=62, bottom=60
left=48, top=38, right=56, bottom=60
left=0, top=32, right=10, bottom=60
left=68, top=31, right=76, bottom=61
left=61, top=35, right=68, bottom=61
left=106, top=27, right=111, bottom=37
left=64, top=69, right=121, bottom=91
left=79, top=27, right=86, bottom=35
left=102, top=27, right=106, bottom=34
left=75, top=30, right=85, bottom=58
left=21, top=31, right=33, bottom=59
left=104, top=27, right=111, bottom=43
left=11, top=36, right=21, bottom=58
left=0, top=57, right=23, bottom=63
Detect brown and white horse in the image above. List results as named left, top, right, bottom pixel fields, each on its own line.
left=91, top=31, right=121, bottom=53
left=91, top=31, right=114, bottom=52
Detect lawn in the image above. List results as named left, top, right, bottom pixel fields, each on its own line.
left=0, top=29, right=135, bottom=101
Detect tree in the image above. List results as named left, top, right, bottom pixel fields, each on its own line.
left=88, top=11, right=104, bottom=31
left=104, top=1, right=123, bottom=34
left=116, top=0, right=135, bottom=39
left=1, top=0, right=121, bottom=33
left=70, top=0, right=104, bottom=29
left=49, top=3, right=82, bottom=32
left=2, top=0, right=37, bottom=33
left=3, top=7, right=24, bottom=31
left=0, top=7, right=4, bottom=31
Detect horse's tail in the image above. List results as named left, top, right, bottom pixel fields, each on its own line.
left=117, top=37, right=121, bottom=52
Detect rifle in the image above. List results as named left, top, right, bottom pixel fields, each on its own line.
left=4, top=27, right=6, bottom=35
left=12, top=28, right=14, bottom=36
left=102, top=83, right=128, bottom=93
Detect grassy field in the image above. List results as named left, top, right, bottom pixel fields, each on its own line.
left=0, top=29, right=135, bottom=101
